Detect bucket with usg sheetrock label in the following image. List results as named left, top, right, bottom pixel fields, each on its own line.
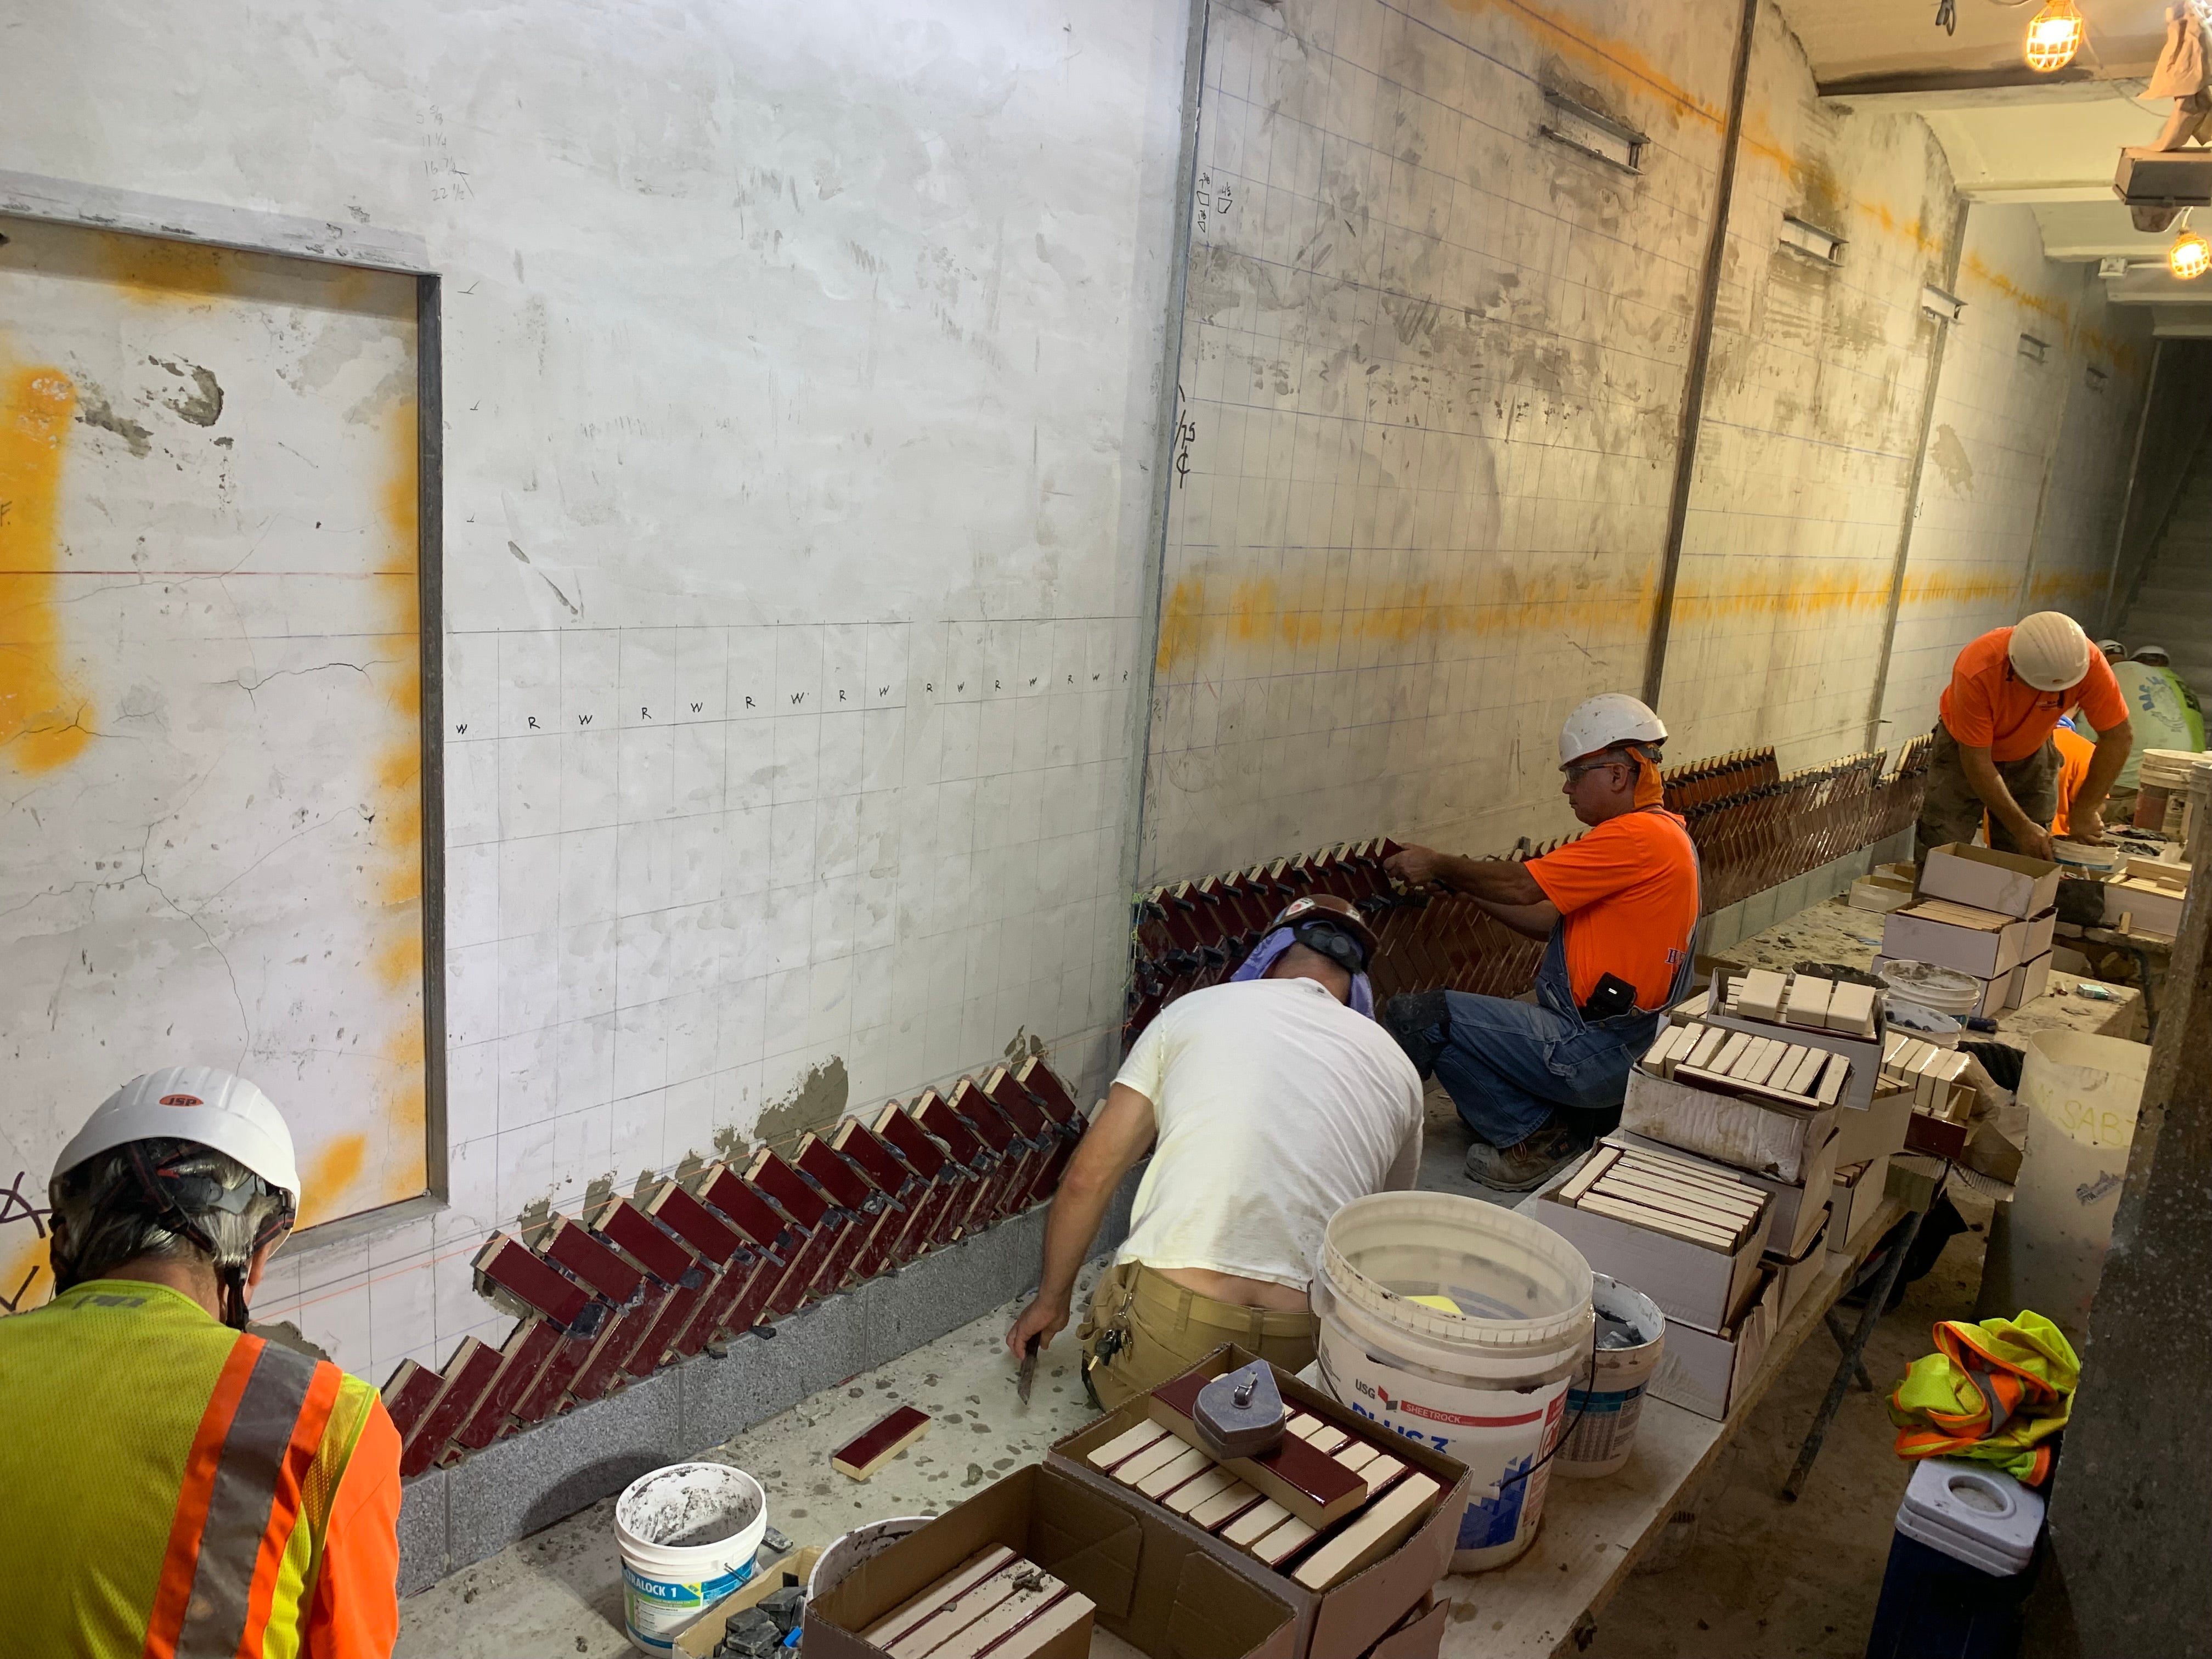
left=614, top=1462, right=768, bottom=1654
left=1556, top=1275, right=1665, bottom=1479
left=1312, top=1193, right=1594, bottom=1572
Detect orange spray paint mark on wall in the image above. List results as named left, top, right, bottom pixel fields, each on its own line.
left=298, top=1135, right=370, bottom=1231
left=380, top=1017, right=428, bottom=1206
left=97, top=233, right=239, bottom=307
left=1, top=1233, right=52, bottom=1317
left=0, top=366, right=96, bottom=774
left=1154, top=569, right=1658, bottom=674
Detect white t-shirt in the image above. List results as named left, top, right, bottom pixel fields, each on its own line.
left=1112, top=977, right=1424, bottom=1292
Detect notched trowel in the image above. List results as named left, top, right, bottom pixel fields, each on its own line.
left=1191, top=1361, right=1286, bottom=1460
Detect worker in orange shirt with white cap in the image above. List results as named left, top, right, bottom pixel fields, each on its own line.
left=1380, top=694, right=1700, bottom=1191
left=1918, top=612, right=2132, bottom=862
left=0, top=1067, right=401, bottom=1658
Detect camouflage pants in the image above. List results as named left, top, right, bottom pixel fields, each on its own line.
left=1916, top=724, right=2058, bottom=860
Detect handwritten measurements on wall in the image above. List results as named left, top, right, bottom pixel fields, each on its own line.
left=1194, top=169, right=1235, bottom=241
left=445, top=622, right=1136, bottom=742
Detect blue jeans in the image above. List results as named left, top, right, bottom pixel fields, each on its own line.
left=1414, top=929, right=1671, bottom=1149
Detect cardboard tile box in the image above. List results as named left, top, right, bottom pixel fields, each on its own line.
left=1881, top=900, right=2055, bottom=981
left=1830, top=1154, right=1891, bottom=1261
left=1536, top=1142, right=1771, bottom=1333
left=1764, top=1202, right=1831, bottom=1325
left=805, top=1463, right=1300, bottom=1659
left=1620, top=1063, right=1837, bottom=1183
left=1048, top=1347, right=1469, bottom=1659
left=1675, top=967, right=1883, bottom=1113
left=1607, top=1126, right=1837, bottom=1259
left=1647, top=1266, right=1776, bottom=1421
left=1917, top=844, right=2061, bottom=921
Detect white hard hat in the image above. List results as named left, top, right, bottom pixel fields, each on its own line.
left=54, top=1066, right=301, bottom=1212
left=2007, top=612, right=2091, bottom=692
left=2132, top=644, right=2171, bottom=663
left=1559, top=693, right=1668, bottom=765
left=2095, top=638, right=2126, bottom=660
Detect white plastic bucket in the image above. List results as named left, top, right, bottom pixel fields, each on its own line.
left=1556, top=1276, right=1665, bottom=1479
left=1312, top=1193, right=1594, bottom=1572
left=614, top=1462, right=769, bottom=1654
left=810, top=1515, right=932, bottom=1600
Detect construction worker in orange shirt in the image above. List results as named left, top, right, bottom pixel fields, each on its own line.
left=1917, top=612, right=2131, bottom=862
left=0, top=1068, right=401, bottom=1658
left=1379, top=694, right=1701, bottom=1192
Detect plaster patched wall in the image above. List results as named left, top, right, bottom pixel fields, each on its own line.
left=0, top=223, right=428, bottom=1314
left=1656, top=5, right=1962, bottom=768
left=1877, top=204, right=2152, bottom=743
left=0, top=0, right=1190, bottom=1383
left=1141, top=0, right=1738, bottom=881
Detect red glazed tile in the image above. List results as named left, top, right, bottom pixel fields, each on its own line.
left=540, top=1216, right=645, bottom=1305
left=595, top=1199, right=696, bottom=1286
left=453, top=1319, right=562, bottom=1452
left=831, top=1404, right=932, bottom=1480
left=647, top=1182, right=745, bottom=1265
left=381, top=1358, right=444, bottom=1443
left=401, top=1336, right=503, bottom=1476
left=472, top=1233, right=593, bottom=1330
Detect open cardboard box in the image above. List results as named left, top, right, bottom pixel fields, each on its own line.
left=1538, top=1161, right=1769, bottom=1334
left=1683, top=966, right=1883, bottom=1113
left=1621, top=1063, right=1836, bottom=1182
left=675, top=1548, right=821, bottom=1658
left=1048, top=1346, right=1469, bottom=1659
left=1647, top=1265, right=1776, bottom=1421
left=804, top=1463, right=1300, bottom=1659
left=1918, top=843, right=2061, bottom=921
left=1882, top=902, right=2055, bottom=981
left=1606, top=1126, right=1836, bottom=1259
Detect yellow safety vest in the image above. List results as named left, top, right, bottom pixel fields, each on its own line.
left=0, top=1279, right=383, bottom=1658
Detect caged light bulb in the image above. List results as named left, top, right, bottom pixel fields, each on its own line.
left=2024, top=0, right=2085, bottom=71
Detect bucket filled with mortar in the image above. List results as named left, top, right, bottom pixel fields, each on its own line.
left=1312, top=1192, right=1594, bottom=1571
left=1555, top=1275, right=1666, bottom=1479
left=614, top=1462, right=768, bottom=1653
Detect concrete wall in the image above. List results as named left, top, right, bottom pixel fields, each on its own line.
left=1139, top=0, right=1738, bottom=878
left=0, top=0, right=1191, bottom=1386
left=1876, top=204, right=2153, bottom=743
left=1656, top=8, right=1959, bottom=765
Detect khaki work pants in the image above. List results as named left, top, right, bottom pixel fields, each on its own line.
left=1078, top=1260, right=1319, bottom=1410
left=1917, top=725, right=2059, bottom=860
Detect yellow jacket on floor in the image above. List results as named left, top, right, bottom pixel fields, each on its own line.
left=1889, top=1311, right=2079, bottom=1486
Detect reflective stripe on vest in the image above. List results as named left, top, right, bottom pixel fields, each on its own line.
left=142, top=1335, right=344, bottom=1659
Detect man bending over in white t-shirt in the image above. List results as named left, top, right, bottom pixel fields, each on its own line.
left=1004, top=895, right=1423, bottom=1408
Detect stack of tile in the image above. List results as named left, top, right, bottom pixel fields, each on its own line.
left=857, top=1545, right=1095, bottom=1659
left=1080, top=1380, right=1444, bottom=1592
left=1878, top=844, right=2059, bottom=1015
left=2102, top=856, right=2188, bottom=938
left=381, top=1056, right=1087, bottom=1477
left=1641, top=1020, right=1852, bottom=1113
left=1122, top=740, right=1933, bottom=1047
left=1535, top=1139, right=1776, bottom=1419
left=1880, top=1034, right=1975, bottom=1159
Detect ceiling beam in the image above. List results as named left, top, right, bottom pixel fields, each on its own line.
left=2151, top=306, right=2212, bottom=336
left=2102, top=267, right=2212, bottom=304
left=1816, top=66, right=2136, bottom=106
left=1960, top=182, right=2122, bottom=203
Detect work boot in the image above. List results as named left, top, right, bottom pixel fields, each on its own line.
left=1382, top=990, right=1448, bottom=1079
left=1463, top=1122, right=1587, bottom=1193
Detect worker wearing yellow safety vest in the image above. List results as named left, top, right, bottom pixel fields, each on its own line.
left=0, top=1068, right=401, bottom=1657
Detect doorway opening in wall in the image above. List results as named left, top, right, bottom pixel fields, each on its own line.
left=0, top=207, right=445, bottom=1301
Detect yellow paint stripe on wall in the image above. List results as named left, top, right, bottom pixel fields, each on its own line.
left=0, top=365, right=95, bottom=773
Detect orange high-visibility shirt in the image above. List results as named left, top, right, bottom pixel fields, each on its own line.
left=0, top=1279, right=400, bottom=1658
left=1527, top=808, right=1700, bottom=1010
left=1986, top=723, right=2096, bottom=840
left=1940, top=627, right=2128, bottom=763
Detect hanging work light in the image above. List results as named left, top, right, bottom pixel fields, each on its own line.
left=2023, top=0, right=2085, bottom=70
left=2171, top=215, right=2211, bottom=281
